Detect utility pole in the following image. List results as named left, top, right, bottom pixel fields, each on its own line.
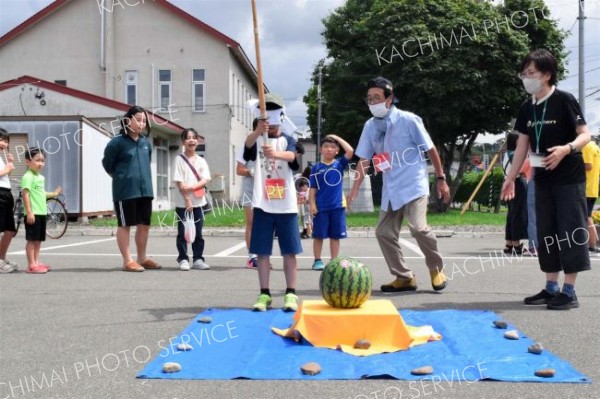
left=316, top=66, right=323, bottom=163
left=578, top=0, right=586, bottom=115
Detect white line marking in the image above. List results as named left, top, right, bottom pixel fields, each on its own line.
left=7, top=237, right=116, bottom=255
left=212, top=242, right=248, bottom=257
left=2, top=253, right=557, bottom=261
left=399, top=238, right=424, bottom=257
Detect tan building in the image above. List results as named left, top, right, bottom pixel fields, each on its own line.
left=0, top=0, right=262, bottom=203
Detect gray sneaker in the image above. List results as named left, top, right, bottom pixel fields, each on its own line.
left=0, top=260, right=17, bottom=274
left=192, top=259, right=210, bottom=270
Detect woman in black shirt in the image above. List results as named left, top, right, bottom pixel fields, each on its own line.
left=501, top=49, right=592, bottom=310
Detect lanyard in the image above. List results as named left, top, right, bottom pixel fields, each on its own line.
left=533, top=100, right=548, bottom=154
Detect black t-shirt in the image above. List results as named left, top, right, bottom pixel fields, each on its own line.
left=514, top=88, right=587, bottom=184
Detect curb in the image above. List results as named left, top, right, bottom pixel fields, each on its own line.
left=16, top=227, right=506, bottom=239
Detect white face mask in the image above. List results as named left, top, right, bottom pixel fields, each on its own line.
left=368, top=102, right=389, bottom=118
left=522, top=77, right=542, bottom=95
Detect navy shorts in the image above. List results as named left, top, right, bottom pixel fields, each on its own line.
left=586, top=197, right=596, bottom=217
left=249, top=208, right=302, bottom=256
left=0, top=188, right=16, bottom=232
left=312, top=208, right=347, bottom=239
left=114, top=198, right=152, bottom=227
left=25, top=215, right=46, bottom=241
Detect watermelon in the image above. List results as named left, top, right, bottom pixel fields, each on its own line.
left=319, top=256, right=372, bottom=308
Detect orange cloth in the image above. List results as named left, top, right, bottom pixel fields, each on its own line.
left=272, top=299, right=441, bottom=356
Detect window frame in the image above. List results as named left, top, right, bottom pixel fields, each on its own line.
left=155, top=139, right=169, bottom=200
left=124, top=70, right=138, bottom=106
left=157, top=69, right=172, bottom=113
left=192, top=68, right=206, bottom=113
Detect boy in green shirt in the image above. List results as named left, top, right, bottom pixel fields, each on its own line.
left=21, top=147, right=62, bottom=274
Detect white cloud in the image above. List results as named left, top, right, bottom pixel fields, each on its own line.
left=1, top=0, right=597, bottom=134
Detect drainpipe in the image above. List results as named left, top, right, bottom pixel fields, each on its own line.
left=100, top=3, right=106, bottom=71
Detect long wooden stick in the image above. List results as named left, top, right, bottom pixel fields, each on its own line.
left=251, top=0, right=267, bottom=144
left=460, top=140, right=506, bottom=215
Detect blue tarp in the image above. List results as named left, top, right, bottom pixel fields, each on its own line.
left=137, top=308, right=590, bottom=382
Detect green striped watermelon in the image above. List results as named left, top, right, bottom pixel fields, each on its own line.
left=319, top=256, right=372, bottom=308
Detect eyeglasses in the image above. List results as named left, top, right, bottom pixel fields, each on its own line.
left=518, top=70, right=541, bottom=79
left=364, top=95, right=386, bottom=105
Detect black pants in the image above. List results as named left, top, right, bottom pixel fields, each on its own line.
left=535, top=181, right=591, bottom=274
left=505, top=176, right=528, bottom=241
left=175, top=207, right=205, bottom=263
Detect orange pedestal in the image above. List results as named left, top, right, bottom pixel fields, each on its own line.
left=272, top=299, right=441, bottom=356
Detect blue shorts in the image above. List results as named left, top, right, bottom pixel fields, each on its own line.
left=312, top=208, right=347, bottom=239
left=250, top=208, right=302, bottom=256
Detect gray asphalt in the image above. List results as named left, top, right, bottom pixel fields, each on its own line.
left=0, top=229, right=599, bottom=399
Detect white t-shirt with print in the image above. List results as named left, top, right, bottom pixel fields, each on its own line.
left=172, top=154, right=211, bottom=208
left=251, top=136, right=298, bottom=214
left=0, top=155, right=11, bottom=189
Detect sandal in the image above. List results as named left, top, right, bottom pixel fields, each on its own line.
left=502, top=245, right=513, bottom=254
left=38, top=263, right=51, bottom=271
left=140, top=259, right=162, bottom=270
left=123, top=261, right=144, bottom=272
left=26, top=265, right=48, bottom=274
left=512, top=243, right=524, bottom=255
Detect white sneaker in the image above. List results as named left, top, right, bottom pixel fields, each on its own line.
left=0, top=259, right=17, bottom=274
left=179, top=260, right=190, bottom=271
left=192, top=259, right=210, bottom=270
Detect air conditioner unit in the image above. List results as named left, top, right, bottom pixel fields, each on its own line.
left=208, top=175, right=225, bottom=192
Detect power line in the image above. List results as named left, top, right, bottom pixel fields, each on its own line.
left=566, top=42, right=600, bottom=49
left=586, top=88, right=600, bottom=98
left=567, top=18, right=578, bottom=33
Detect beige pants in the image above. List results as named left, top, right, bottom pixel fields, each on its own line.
left=375, top=196, right=443, bottom=279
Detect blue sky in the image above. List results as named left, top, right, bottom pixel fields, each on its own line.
left=1, top=0, right=598, bottom=138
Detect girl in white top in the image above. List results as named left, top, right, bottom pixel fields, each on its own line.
left=172, top=128, right=211, bottom=271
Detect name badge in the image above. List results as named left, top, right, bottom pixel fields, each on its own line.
left=529, top=153, right=544, bottom=168
left=373, top=152, right=392, bottom=172
left=265, top=178, right=286, bottom=200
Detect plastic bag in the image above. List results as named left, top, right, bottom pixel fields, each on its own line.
left=183, top=209, right=196, bottom=243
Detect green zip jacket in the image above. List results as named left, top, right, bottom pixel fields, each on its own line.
left=102, top=133, right=154, bottom=202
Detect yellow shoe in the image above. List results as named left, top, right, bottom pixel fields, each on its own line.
left=380, top=276, right=417, bottom=292
left=430, top=268, right=447, bottom=291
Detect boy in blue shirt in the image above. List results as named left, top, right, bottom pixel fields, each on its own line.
left=309, top=134, right=354, bottom=270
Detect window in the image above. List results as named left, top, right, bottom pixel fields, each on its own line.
left=124, top=70, right=138, bottom=106
left=243, top=88, right=247, bottom=127
left=247, top=92, right=252, bottom=129
left=54, top=80, right=67, bottom=86
left=158, top=69, right=172, bottom=110
left=155, top=140, right=169, bottom=200
left=195, top=143, right=206, bottom=158
left=192, top=69, right=205, bottom=112
left=236, top=79, right=241, bottom=121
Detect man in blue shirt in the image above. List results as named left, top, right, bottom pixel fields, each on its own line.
left=348, top=77, right=450, bottom=293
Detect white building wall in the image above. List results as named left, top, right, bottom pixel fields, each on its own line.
left=0, top=84, right=120, bottom=119
left=228, top=54, right=258, bottom=202
left=0, top=0, right=260, bottom=202
left=81, top=121, right=113, bottom=214
left=0, top=0, right=104, bottom=94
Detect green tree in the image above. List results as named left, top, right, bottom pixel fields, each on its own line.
left=502, top=0, right=568, bottom=73
left=305, top=0, right=566, bottom=211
